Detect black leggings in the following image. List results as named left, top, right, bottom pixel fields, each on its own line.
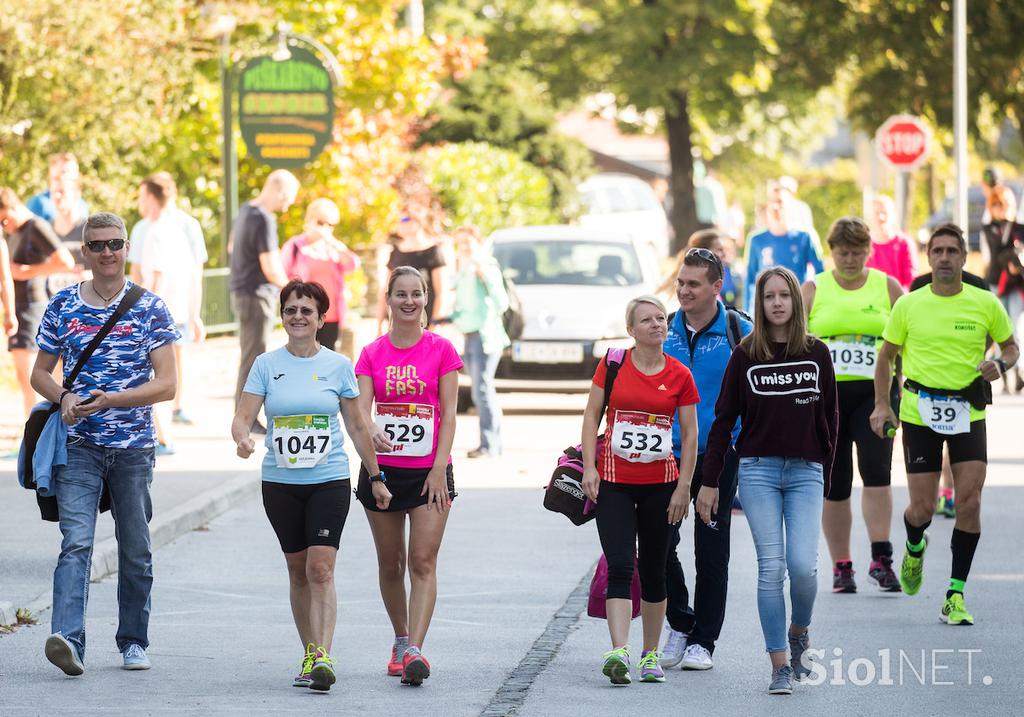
left=595, top=480, right=677, bottom=602
left=828, top=380, right=896, bottom=501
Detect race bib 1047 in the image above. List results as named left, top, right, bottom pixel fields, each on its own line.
left=272, top=414, right=332, bottom=469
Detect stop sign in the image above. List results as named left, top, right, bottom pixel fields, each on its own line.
left=875, top=115, right=931, bottom=170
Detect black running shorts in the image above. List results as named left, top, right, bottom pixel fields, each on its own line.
left=261, top=479, right=350, bottom=553
left=827, top=380, right=896, bottom=501
left=901, top=421, right=987, bottom=475
left=356, top=463, right=456, bottom=512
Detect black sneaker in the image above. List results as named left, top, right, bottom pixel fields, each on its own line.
left=832, top=561, right=856, bottom=593
left=868, top=555, right=902, bottom=592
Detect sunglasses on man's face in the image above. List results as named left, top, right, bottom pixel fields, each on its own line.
left=85, top=238, right=126, bottom=253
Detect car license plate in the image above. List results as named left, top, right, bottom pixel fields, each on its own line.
left=512, top=341, right=584, bottom=364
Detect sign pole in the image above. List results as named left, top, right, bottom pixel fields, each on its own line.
left=220, top=30, right=238, bottom=267
left=953, top=0, right=968, bottom=230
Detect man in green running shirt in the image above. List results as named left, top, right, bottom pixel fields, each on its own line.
left=870, top=224, right=1018, bottom=626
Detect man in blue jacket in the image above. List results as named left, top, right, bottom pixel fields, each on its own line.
left=661, top=242, right=752, bottom=670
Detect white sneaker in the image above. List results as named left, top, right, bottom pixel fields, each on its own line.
left=660, top=628, right=688, bottom=668
left=681, top=643, right=713, bottom=670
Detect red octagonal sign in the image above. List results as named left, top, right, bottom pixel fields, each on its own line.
left=876, top=115, right=931, bottom=170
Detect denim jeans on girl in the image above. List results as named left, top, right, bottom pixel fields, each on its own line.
left=737, top=456, right=824, bottom=653
left=51, top=438, right=155, bottom=661
left=463, top=331, right=502, bottom=453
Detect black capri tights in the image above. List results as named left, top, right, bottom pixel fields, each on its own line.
left=828, top=380, right=896, bottom=502
left=595, top=480, right=676, bottom=602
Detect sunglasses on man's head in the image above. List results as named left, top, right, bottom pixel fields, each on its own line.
left=85, top=238, right=126, bottom=253
left=686, top=247, right=722, bottom=268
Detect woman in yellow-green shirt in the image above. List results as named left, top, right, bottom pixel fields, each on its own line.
left=803, top=217, right=904, bottom=594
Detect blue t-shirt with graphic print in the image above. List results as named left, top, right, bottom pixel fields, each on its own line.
left=243, top=345, right=360, bottom=485
left=36, top=281, right=180, bottom=449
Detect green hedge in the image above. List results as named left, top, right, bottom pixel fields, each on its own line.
left=417, top=141, right=560, bottom=234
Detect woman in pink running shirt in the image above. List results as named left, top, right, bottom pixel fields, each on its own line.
left=354, top=265, right=462, bottom=687
left=281, top=198, right=360, bottom=352
left=865, top=195, right=916, bottom=290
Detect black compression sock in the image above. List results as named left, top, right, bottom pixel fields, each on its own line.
left=904, top=515, right=931, bottom=556
left=871, top=541, right=893, bottom=560
left=949, top=528, right=981, bottom=591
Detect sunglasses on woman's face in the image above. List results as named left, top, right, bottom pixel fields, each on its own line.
left=282, top=306, right=318, bottom=317
left=85, top=238, right=126, bottom=253
left=315, top=219, right=335, bottom=228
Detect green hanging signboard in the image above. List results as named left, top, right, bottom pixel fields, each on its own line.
left=238, top=46, right=334, bottom=168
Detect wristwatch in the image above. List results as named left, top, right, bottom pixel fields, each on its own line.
left=995, top=358, right=1008, bottom=375
left=369, top=470, right=387, bottom=484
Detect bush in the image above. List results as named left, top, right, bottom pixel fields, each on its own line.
left=416, top=64, right=593, bottom=220
left=416, top=141, right=560, bottom=234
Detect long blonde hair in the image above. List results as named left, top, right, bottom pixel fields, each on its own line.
left=741, top=266, right=813, bottom=361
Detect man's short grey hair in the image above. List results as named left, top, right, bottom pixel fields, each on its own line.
left=82, top=212, right=128, bottom=243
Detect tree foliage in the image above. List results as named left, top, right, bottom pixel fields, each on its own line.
left=416, top=63, right=593, bottom=219
left=0, top=0, right=214, bottom=217
left=425, top=1, right=842, bottom=246
left=776, top=1, right=1024, bottom=145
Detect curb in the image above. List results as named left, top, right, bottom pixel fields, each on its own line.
left=26, top=471, right=260, bottom=616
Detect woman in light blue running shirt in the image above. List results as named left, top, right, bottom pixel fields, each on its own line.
left=232, top=280, right=382, bottom=693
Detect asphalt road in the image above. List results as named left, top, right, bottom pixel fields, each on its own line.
left=2, top=391, right=1023, bottom=715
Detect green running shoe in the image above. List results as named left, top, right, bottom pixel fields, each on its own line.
left=900, top=533, right=928, bottom=595
left=309, top=646, right=336, bottom=692
left=940, top=593, right=974, bottom=625
left=602, top=646, right=632, bottom=685
left=293, top=643, right=316, bottom=687
left=637, top=650, right=666, bottom=683
left=935, top=495, right=955, bottom=518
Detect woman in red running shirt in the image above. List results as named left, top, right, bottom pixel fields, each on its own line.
left=581, top=295, right=699, bottom=685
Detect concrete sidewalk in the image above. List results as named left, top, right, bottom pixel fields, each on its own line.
left=0, top=332, right=258, bottom=613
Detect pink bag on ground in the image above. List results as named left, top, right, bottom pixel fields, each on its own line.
left=586, top=554, right=642, bottom=619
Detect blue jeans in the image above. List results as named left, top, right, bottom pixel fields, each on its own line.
left=737, top=456, right=824, bottom=653
left=464, top=332, right=502, bottom=453
left=51, top=438, right=155, bottom=660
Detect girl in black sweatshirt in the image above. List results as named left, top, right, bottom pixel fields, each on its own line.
left=701, top=266, right=838, bottom=695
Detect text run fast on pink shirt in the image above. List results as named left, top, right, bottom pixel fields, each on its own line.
left=355, top=331, right=464, bottom=469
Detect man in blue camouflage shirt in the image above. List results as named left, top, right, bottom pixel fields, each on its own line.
left=30, top=212, right=179, bottom=676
